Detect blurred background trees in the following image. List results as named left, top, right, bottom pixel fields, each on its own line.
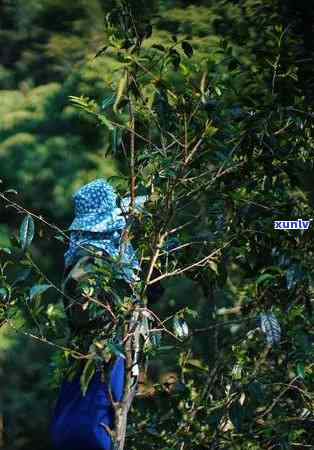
left=0, top=1, right=313, bottom=449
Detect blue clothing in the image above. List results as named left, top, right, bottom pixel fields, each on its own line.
left=64, top=229, right=141, bottom=284
left=51, top=357, right=125, bottom=450
left=51, top=179, right=146, bottom=449
left=64, top=178, right=147, bottom=283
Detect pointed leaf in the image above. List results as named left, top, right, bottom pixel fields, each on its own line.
left=0, top=247, right=11, bottom=254
left=29, top=284, right=52, bottom=300
left=80, top=359, right=96, bottom=396
left=113, top=71, right=128, bottom=113
left=173, top=317, right=189, bottom=339
left=260, top=313, right=281, bottom=345
left=296, top=362, right=305, bottom=379
left=187, top=359, right=208, bottom=372
left=19, top=215, right=35, bottom=251
left=101, top=94, right=115, bottom=110
left=150, top=331, right=162, bottom=347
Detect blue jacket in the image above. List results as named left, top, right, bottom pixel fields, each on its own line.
left=51, top=357, right=125, bottom=450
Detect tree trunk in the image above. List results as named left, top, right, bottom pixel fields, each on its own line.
left=0, top=414, right=4, bottom=448
left=112, top=308, right=141, bottom=450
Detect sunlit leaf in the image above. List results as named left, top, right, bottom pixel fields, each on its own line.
left=173, top=317, right=189, bottom=339
left=19, top=215, right=35, bottom=251
left=80, top=359, right=96, bottom=396
left=259, top=313, right=281, bottom=345
left=0, top=288, right=7, bottom=300
left=0, top=247, right=11, bottom=254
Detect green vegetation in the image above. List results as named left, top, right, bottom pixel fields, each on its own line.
left=0, top=1, right=313, bottom=449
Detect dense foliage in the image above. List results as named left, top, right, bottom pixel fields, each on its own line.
left=0, top=1, right=313, bottom=449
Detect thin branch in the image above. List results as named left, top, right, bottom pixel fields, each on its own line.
left=7, top=319, right=87, bottom=359
left=147, top=239, right=235, bottom=285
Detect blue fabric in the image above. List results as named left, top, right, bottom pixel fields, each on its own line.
left=64, top=178, right=147, bottom=283
left=69, top=178, right=121, bottom=233
left=52, top=179, right=145, bottom=449
left=64, top=229, right=141, bottom=283
left=51, top=357, right=125, bottom=450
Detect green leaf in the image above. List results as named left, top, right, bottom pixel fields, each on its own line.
left=296, top=362, right=305, bottom=379
left=69, top=95, right=98, bottom=116
left=0, top=247, right=11, bottom=254
left=0, top=288, right=8, bottom=300
left=231, top=363, right=242, bottom=380
left=179, top=63, right=190, bottom=76
left=187, top=359, right=208, bottom=372
left=173, top=317, right=189, bottom=339
left=101, top=94, right=115, bottom=111
left=214, top=86, right=222, bottom=96
left=256, top=273, right=275, bottom=286
left=208, top=260, right=218, bottom=274
left=113, top=71, right=128, bottom=113
left=98, top=114, right=114, bottom=131
left=80, top=359, right=96, bottom=396
left=53, top=235, right=66, bottom=243
left=29, top=284, right=52, bottom=300
left=19, top=215, right=35, bottom=251
left=181, top=41, right=193, bottom=58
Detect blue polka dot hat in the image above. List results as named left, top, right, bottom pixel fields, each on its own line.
left=68, top=178, right=125, bottom=233
left=64, top=178, right=146, bottom=283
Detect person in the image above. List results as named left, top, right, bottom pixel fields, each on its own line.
left=50, top=178, right=164, bottom=450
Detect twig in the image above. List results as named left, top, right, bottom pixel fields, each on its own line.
left=7, top=319, right=86, bottom=359
left=147, top=239, right=235, bottom=285
left=260, top=376, right=301, bottom=418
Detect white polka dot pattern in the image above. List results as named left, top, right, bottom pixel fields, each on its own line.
left=64, top=178, right=141, bottom=283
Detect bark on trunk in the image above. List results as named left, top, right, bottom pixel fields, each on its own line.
left=112, top=308, right=141, bottom=450
left=0, top=414, right=4, bottom=448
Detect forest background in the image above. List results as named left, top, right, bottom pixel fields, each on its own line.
left=0, top=0, right=313, bottom=449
